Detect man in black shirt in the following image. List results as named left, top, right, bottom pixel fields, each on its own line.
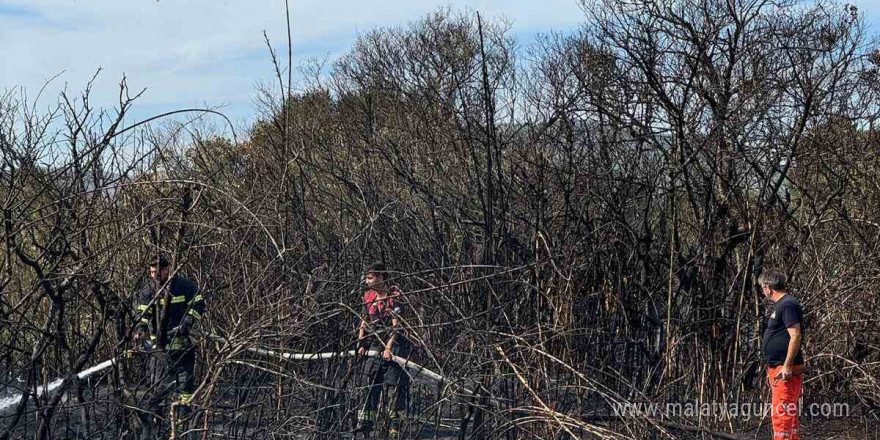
left=760, top=269, right=805, bottom=440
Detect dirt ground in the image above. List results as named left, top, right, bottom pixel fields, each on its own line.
left=772, top=417, right=878, bottom=439
left=667, top=416, right=879, bottom=439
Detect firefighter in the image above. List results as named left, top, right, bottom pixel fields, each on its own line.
left=353, top=262, right=411, bottom=439
left=133, top=255, right=205, bottom=438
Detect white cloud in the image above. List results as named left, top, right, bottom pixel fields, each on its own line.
left=1, top=0, right=585, bottom=123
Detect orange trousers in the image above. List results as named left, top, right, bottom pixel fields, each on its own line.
left=767, top=365, right=804, bottom=439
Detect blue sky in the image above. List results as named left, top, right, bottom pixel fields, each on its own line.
left=1, top=0, right=879, bottom=131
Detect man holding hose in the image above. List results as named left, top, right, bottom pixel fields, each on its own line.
left=353, top=262, right=411, bottom=439
left=133, top=255, right=205, bottom=438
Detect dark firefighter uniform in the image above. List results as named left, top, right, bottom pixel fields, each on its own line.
left=357, top=287, right=411, bottom=437
left=134, top=275, right=204, bottom=405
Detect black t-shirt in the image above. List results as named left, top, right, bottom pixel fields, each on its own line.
left=762, top=294, right=805, bottom=366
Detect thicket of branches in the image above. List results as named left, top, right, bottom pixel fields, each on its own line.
left=2, top=0, right=879, bottom=438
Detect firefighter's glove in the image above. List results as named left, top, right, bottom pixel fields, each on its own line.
left=179, top=315, right=194, bottom=336
left=170, top=316, right=194, bottom=340
left=133, top=331, right=154, bottom=352
left=133, top=329, right=147, bottom=347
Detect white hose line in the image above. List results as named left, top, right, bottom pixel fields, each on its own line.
left=0, top=358, right=119, bottom=411
left=206, top=333, right=461, bottom=390
left=245, top=348, right=454, bottom=386
left=1, top=334, right=471, bottom=412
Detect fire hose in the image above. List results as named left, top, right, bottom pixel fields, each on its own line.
left=0, top=332, right=458, bottom=412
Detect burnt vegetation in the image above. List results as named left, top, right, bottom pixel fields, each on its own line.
left=2, top=0, right=880, bottom=438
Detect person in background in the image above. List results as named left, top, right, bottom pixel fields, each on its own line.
left=760, top=269, right=806, bottom=440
